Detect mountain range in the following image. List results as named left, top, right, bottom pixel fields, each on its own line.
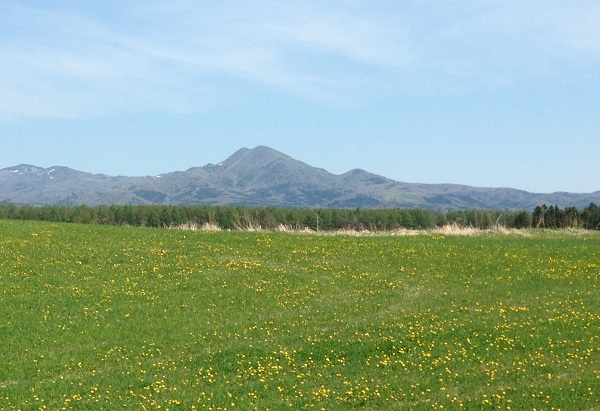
left=1, top=146, right=599, bottom=210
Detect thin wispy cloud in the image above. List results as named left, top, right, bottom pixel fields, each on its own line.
left=430, top=2, right=600, bottom=79
left=1, top=1, right=599, bottom=119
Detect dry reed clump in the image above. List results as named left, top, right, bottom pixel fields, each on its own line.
left=488, top=224, right=531, bottom=236
left=431, top=223, right=480, bottom=236
left=276, top=224, right=315, bottom=234
left=428, top=223, right=534, bottom=237
left=330, top=228, right=374, bottom=236
left=234, top=222, right=264, bottom=231
left=392, top=228, right=425, bottom=236
left=167, top=221, right=221, bottom=231
left=391, top=224, right=534, bottom=237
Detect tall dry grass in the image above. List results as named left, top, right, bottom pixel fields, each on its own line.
left=166, top=221, right=221, bottom=231
left=166, top=221, right=599, bottom=237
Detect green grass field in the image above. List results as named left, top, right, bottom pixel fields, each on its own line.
left=0, top=220, right=598, bottom=410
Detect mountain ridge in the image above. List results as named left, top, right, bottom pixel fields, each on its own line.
left=1, top=146, right=599, bottom=210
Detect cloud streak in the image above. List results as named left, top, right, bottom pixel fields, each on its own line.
left=1, top=1, right=599, bottom=119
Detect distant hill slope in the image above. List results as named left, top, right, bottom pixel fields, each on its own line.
left=1, top=146, right=599, bottom=210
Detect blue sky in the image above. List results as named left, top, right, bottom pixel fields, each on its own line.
left=1, top=1, right=599, bottom=193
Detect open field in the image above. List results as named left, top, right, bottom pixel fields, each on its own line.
left=0, top=220, right=598, bottom=410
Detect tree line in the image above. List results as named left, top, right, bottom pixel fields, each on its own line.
left=0, top=203, right=599, bottom=231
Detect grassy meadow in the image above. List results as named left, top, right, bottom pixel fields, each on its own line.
left=0, top=220, right=598, bottom=410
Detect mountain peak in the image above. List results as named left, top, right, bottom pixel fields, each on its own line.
left=219, top=146, right=290, bottom=170
left=2, top=164, right=43, bottom=173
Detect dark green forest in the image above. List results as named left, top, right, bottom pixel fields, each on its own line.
left=1, top=203, right=599, bottom=231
